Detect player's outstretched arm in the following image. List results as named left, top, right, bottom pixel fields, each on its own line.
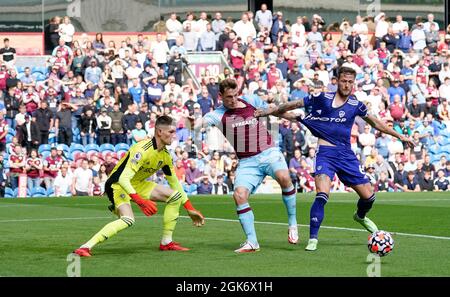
left=254, top=99, right=305, bottom=118
left=363, top=114, right=415, bottom=148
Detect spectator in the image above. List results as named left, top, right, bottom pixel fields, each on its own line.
left=394, top=162, right=407, bottom=190
left=72, top=159, right=93, bottom=196
left=166, top=13, right=183, bottom=49
left=96, top=107, right=112, bottom=145
left=403, top=170, right=420, bottom=192
left=213, top=174, right=229, bottom=194
left=53, top=166, right=71, bottom=196
left=17, top=115, right=40, bottom=152
left=84, top=59, right=102, bottom=85
left=26, top=149, right=43, bottom=191
left=131, top=121, right=147, bottom=144
left=433, top=169, right=449, bottom=191
left=55, top=102, right=76, bottom=146
left=79, top=109, right=97, bottom=146
left=43, top=147, right=63, bottom=190
left=374, top=171, right=396, bottom=192
left=0, top=111, right=8, bottom=152
left=200, top=23, right=216, bottom=51
left=0, top=38, right=16, bottom=68
left=197, top=176, right=213, bottom=194
left=59, top=16, right=75, bottom=47
left=233, top=13, right=256, bottom=45
left=255, top=3, right=273, bottom=32
left=9, top=145, right=26, bottom=189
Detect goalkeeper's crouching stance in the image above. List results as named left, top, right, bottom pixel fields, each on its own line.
left=73, top=116, right=205, bottom=257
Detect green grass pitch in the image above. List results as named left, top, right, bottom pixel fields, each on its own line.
left=0, top=192, right=449, bottom=276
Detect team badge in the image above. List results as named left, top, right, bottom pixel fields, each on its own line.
left=317, top=166, right=322, bottom=171
left=120, top=194, right=125, bottom=198
left=134, top=152, right=142, bottom=161
left=339, top=111, right=345, bottom=118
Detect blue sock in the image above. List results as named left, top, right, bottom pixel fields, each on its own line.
left=357, top=194, right=376, bottom=219
left=236, top=203, right=258, bottom=245
left=310, top=192, right=328, bottom=239
left=282, top=186, right=297, bottom=227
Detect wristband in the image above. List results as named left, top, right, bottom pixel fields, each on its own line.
left=183, top=200, right=195, bottom=211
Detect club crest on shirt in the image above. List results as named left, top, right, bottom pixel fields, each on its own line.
left=339, top=111, right=345, bottom=118
left=131, top=152, right=142, bottom=164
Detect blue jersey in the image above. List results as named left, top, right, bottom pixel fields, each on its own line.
left=298, top=92, right=369, bottom=149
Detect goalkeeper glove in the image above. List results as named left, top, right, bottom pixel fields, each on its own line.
left=129, top=193, right=157, bottom=217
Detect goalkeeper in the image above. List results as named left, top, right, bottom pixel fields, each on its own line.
left=73, top=116, right=205, bottom=257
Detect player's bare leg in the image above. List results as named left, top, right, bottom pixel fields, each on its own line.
left=306, top=174, right=331, bottom=251
left=274, top=169, right=298, bottom=244
left=74, top=203, right=135, bottom=257
left=351, top=183, right=378, bottom=233
left=150, top=185, right=204, bottom=251
left=233, top=187, right=260, bottom=253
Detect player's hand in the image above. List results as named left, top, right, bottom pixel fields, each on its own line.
left=187, top=209, right=205, bottom=227
left=399, top=135, right=415, bottom=148
left=129, top=193, right=158, bottom=217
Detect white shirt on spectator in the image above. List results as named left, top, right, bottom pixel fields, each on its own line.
left=151, top=41, right=170, bottom=64
left=73, top=167, right=93, bottom=193
left=392, top=21, right=409, bottom=34
left=59, top=23, right=75, bottom=43
left=166, top=18, right=183, bottom=41
left=411, top=28, right=427, bottom=51
left=54, top=172, right=72, bottom=197
left=233, top=20, right=256, bottom=44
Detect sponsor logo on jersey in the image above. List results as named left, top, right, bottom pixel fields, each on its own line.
left=231, top=118, right=258, bottom=128
left=304, top=114, right=347, bottom=123
left=347, top=98, right=359, bottom=106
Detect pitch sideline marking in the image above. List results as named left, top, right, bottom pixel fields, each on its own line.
left=0, top=214, right=449, bottom=241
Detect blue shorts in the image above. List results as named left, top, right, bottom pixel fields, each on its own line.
left=234, top=147, right=288, bottom=194
left=315, top=145, right=369, bottom=186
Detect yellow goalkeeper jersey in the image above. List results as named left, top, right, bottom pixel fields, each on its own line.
left=107, top=137, right=183, bottom=196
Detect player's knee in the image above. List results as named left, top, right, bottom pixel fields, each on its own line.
left=120, top=216, right=135, bottom=227
left=233, top=188, right=249, bottom=205
left=278, top=175, right=293, bottom=188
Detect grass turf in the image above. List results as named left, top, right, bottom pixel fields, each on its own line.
left=0, top=192, right=449, bottom=276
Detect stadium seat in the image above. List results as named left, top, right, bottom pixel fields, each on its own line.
left=442, top=145, right=450, bottom=154
left=13, top=188, right=30, bottom=198
left=85, top=143, right=100, bottom=152
left=7, top=129, right=15, bottom=136
left=35, top=73, right=47, bottom=82
left=38, top=144, right=51, bottom=154
left=115, top=143, right=129, bottom=152
left=4, top=187, right=14, bottom=198
left=428, top=145, right=439, bottom=155
left=31, top=187, right=47, bottom=197
left=74, top=152, right=87, bottom=161
left=32, top=66, right=48, bottom=75
left=16, top=66, right=25, bottom=73
left=100, top=143, right=115, bottom=153
left=87, top=151, right=99, bottom=160
left=41, top=151, right=50, bottom=159
left=70, top=143, right=85, bottom=154
left=102, top=151, right=117, bottom=160
left=117, top=151, right=127, bottom=159
left=47, top=188, right=54, bottom=197
left=17, top=72, right=25, bottom=80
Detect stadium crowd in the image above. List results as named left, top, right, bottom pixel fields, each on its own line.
left=1, top=4, right=450, bottom=198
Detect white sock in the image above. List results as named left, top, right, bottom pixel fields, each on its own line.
left=161, top=235, right=172, bottom=245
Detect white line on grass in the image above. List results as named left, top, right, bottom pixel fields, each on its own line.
left=0, top=214, right=449, bottom=241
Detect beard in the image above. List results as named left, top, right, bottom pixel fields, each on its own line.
left=337, top=88, right=352, bottom=98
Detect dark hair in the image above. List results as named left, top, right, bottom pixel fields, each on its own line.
left=338, top=66, right=357, bottom=79
left=155, top=115, right=175, bottom=128
left=219, top=78, right=238, bottom=94
left=4, top=38, right=9, bottom=42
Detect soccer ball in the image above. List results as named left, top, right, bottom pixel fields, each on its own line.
left=367, top=230, right=394, bottom=257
